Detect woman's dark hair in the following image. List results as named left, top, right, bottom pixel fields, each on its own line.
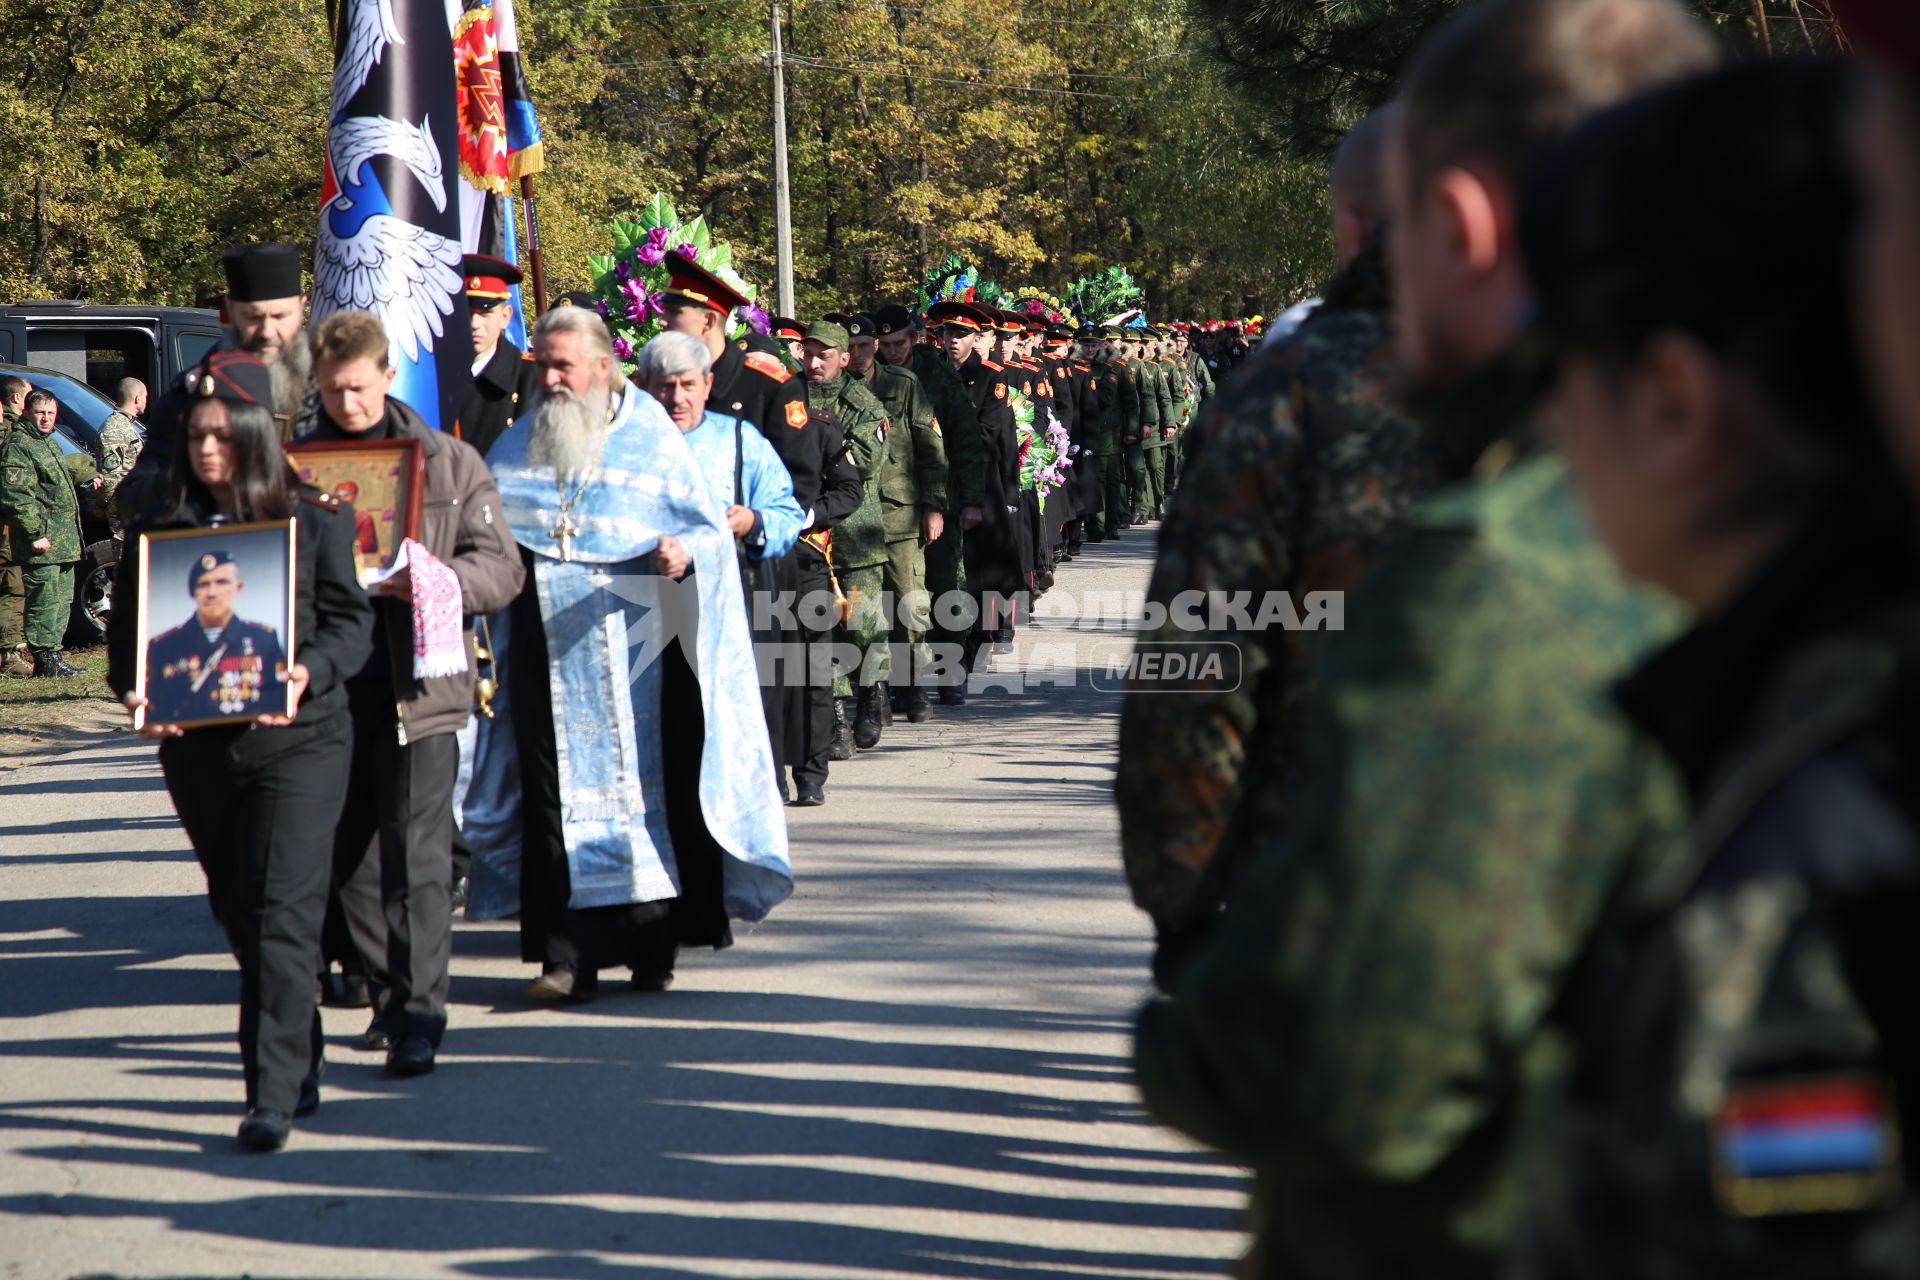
left=1521, top=60, right=1879, bottom=464
left=162, top=397, right=293, bottom=523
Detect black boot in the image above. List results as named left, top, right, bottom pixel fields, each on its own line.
left=881, top=678, right=895, bottom=726
left=829, top=698, right=856, bottom=760
left=905, top=685, right=932, bottom=724
left=853, top=683, right=886, bottom=750
left=31, top=648, right=78, bottom=678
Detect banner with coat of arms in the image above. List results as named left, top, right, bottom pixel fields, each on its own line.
left=456, top=0, right=545, bottom=350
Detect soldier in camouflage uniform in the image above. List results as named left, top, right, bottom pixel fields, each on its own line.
left=1129, top=3, right=1719, bottom=1275
left=883, top=305, right=984, bottom=706
left=0, top=390, right=86, bottom=676
left=801, top=320, right=892, bottom=753
left=1511, top=61, right=1920, bottom=1280
left=95, top=377, right=147, bottom=538
left=847, top=313, right=948, bottom=724
left=1154, top=332, right=1193, bottom=497
left=1118, top=234, right=1430, bottom=976
left=1095, top=326, right=1136, bottom=533
left=0, top=376, right=29, bottom=675
left=1177, top=326, right=1215, bottom=408
left=1123, top=332, right=1159, bottom=522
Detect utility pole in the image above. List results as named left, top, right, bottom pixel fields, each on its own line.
left=769, top=0, right=796, bottom=317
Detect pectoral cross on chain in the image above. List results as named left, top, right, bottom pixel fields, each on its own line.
left=552, top=513, right=580, bottom=564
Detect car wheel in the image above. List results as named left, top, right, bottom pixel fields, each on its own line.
left=66, top=539, right=115, bottom=648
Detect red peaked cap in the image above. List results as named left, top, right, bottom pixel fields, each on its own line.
left=660, top=249, right=747, bottom=318
left=1834, top=0, right=1920, bottom=77
left=772, top=316, right=807, bottom=340
left=925, top=300, right=991, bottom=330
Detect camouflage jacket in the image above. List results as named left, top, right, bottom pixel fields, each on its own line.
left=95, top=410, right=144, bottom=507
left=0, top=423, right=84, bottom=565
left=1117, top=244, right=1434, bottom=936
left=1518, top=499, right=1920, bottom=1280
left=806, top=375, right=889, bottom=569
left=910, top=346, right=985, bottom=511
left=1185, top=349, right=1216, bottom=404
left=1134, top=447, right=1685, bottom=1280
left=855, top=361, right=948, bottom=537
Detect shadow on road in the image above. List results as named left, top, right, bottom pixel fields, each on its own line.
left=2, top=981, right=1242, bottom=1279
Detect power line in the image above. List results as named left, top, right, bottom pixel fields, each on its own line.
left=786, top=55, right=1203, bottom=104
left=599, top=0, right=1163, bottom=28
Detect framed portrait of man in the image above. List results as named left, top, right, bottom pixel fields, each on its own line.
left=133, top=522, right=297, bottom=731
left=284, top=438, right=425, bottom=585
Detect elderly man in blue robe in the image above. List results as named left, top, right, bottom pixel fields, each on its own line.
left=639, top=330, right=805, bottom=778
left=476, top=304, right=792, bottom=1002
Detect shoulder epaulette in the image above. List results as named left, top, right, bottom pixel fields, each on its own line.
left=298, top=488, right=341, bottom=511
left=980, top=360, right=1003, bottom=371
left=742, top=351, right=792, bottom=383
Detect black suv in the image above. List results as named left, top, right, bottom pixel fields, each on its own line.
left=0, top=303, right=222, bottom=403
left=1, top=304, right=223, bottom=648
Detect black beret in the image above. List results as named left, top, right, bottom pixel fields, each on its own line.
left=189, top=549, right=238, bottom=592
left=845, top=314, right=877, bottom=339
left=872, top=304, right=916, bottom=335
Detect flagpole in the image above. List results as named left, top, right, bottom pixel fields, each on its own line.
left=769, top=0, right=796, bottom=317
left=520, top=174, right=548, bottom=319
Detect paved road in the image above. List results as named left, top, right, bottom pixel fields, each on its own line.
left=0, top=530, right=1248, bottom=1280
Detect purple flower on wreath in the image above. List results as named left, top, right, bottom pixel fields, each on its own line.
left=742, top=303, right=771, bottom=336
left=612, top=335, right=635, bottom=361
left=615, top=257, right=634, bottom=285
left=622, top=277, right=662, bottom=324
left=595, top=299, right=610, bottom=317
left=673, top=242, right=697, bottom=262
left=636, top=226, right=671, bottom=267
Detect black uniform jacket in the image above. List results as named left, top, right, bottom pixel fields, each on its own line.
left=710, top=343, right=816, bottom=505
left=957, top=354, right=1023, bottom=597
left=458, top=339, right=539, bottom=460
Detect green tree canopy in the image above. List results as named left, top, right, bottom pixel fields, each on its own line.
left=0, top=0, right=1338, bottom=320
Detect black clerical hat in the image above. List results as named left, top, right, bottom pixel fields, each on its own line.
left=221, top=243, right=304, bottom=304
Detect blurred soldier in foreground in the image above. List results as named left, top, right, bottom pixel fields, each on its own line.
left=1510, top=57, right=1920, bottom=1279
left=1131, top=1, right=1718, bottom=1276
left=1118, top=105, right=1429, bottom=983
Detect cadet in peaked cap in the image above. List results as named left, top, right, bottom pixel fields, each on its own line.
left=458, top=254, right=538, bottom=459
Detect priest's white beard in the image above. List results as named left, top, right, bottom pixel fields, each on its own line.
left=528, top=381, right=612, bottom=477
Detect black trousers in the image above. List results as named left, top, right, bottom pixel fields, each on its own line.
left=331, top=697, right=459, bottom=1046
left=160, top=710, right=350, bottom=1114
left=782, top=544, right=835, bottom=786
left=509, top=567, right=712, bottom=978
left=747, top=551, right=791, bottom=779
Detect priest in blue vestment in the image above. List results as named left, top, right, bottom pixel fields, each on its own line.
left=477, top=305, right=792, bottom=1001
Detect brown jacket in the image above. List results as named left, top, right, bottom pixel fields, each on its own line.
left=299, top=397, right=524, bottom=743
